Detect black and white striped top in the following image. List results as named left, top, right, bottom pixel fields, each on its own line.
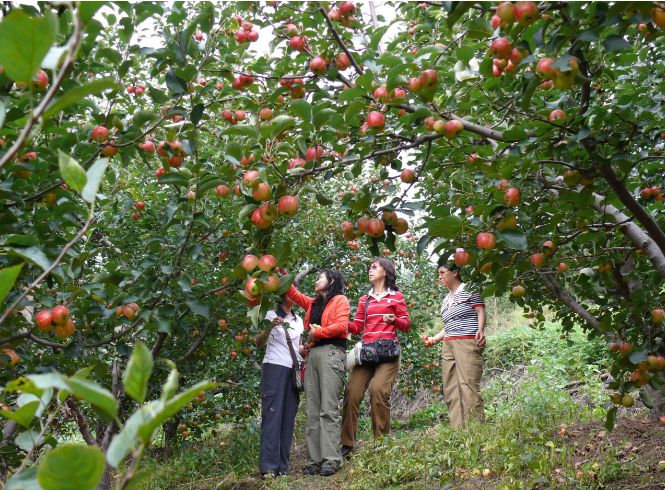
left=440, top=284, right=484, bottom=338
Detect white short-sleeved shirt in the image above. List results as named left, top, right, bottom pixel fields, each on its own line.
left=262, top=309, right=304, bottom=368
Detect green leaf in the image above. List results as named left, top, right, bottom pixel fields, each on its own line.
left=80, top=158, right=108, bottom=204
left=604, top=406, right=617, bottom=430
left=315, top=192, right=334, bottom=206
left=160, top=360, right=179, bottom=401
left=222, top=125, right=258, bottom=137
left=185, top=300, right=209, bottom=318
left=107, top=381, right=215, bottom=467
left=270, top=115, right=295, bottom=138
left=602, top=35, right=629, bottom=53
left=5, top=467, right=41, bottom=490
left=0, top=9, right=57, bottom=83
left=165, top=69, right=186, bottom=94
left=37, top=444, right=104, bottom=490
left=58, top=151, right=87, bottom=194
left=8, top=247, right=51, bottom=271
left=0, top=263, right=23, bottom=306
left=289, top=99, right=312, bottom=124
left=466, top=17, right=493, bottom=39
left=520, top=77, right=540, bottom=112
left=123, top=341, right=153, bottom=404
left=426, top=215, right=462, bottom=238
left=0, top=401, right=40, bottom=428
left=64, top=378, right=118, bottom=419
left=190, top=103, right=204, bottom=125
left=43, top=78, right=118, bottom=120
left=15, top=430, right=42, bottom=452
left=156, top=173, right=190, bottom=186
left=497, top=231, right=528, bottom=251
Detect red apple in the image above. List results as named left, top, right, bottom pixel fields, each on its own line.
left=496, top=2, right=515, bottom=22
left=503, top=187, right=521, bottom=207
left=252, top=183, right=272, bottom=201
left=556, top=262, right=568, bottom=273
left=513, top=1, right=539, bottom=25
left=289, top=36, right=306, bottom=51
left=91, top=125, right=109, bottom=143
left=216, top=184, right=230, bottom=197
left=51, top=305, right=70, bottom=325
left=367, top=111, right=386, bottom=130
left=549, top=109, right=567, bottom=123
left=535, top=57, right=556, bottom=79
left=35, top=309, right=53, bottom=331
left=490, top=37, right=512, bottom=58
left=476, top=232, right=497, bottom=251
left=419, top=69, right=438, bottom=87
left=444, top=120, right=463, bottom=138
left=310, top=56, right=328, bottom=75
left=258, top=254, right=278, bottom=272
left=454, top=248, right=471, bottom=266
left=242, top=254, right=259, bottom=273
left=306, top=145, right=324, bottom=161
left=263, top=274, right=281, bottom=292
left=366, top=218, right=385, bottom=238
left=134, top=201, right=145, bottom=210
left=284, top=23, right=300, bottom=37
left=530, top=253, right=546, bottom=267
left=542, top=240, right=557, bottom=256
left=651, top=308, right=664, bottom=324
left=401, top=168, right=416, bottom=183
left=139, top=141, right=155, bottom=153
left=339, top=1, right=356, bottom=17
left=335, top=53, right=351, bottom=70
left=278, top=195, right=299, bottom=217
left=259, top=108, right=273, bottom=121
left=242, top=170, right=260, bottom=189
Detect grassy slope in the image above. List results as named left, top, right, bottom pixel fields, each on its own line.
left=135, top=323, right=665, bottom=489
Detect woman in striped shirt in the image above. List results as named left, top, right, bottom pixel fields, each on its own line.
left=341, top=257, right=410, bottom=457
left=423, top=261, right=486, bottom=428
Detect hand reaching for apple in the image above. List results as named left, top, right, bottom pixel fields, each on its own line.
left=307, top=323, right=321, bottom=343
left=422, top=336, right=436, bottom=347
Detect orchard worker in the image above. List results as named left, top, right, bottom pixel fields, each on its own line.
left=257, top=294, right=304, bottom=479
left=285, top=269, right=350, bottom=477
left=341, top=257, right=410, bottom=458
left=423, top=259, right=486, bottom=428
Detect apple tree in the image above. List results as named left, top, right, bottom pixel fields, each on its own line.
left=1, top=1, right=665, bottom=487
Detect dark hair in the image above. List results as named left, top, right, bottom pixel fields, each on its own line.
left=310, top=269, right=345, bottom=324
left=370, top=257, right=399, bottom=291
left=437, top=257, right=462, bottom=281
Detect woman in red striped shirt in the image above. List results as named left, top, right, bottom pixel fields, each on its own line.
left=340, top=257, right=410, bottom=457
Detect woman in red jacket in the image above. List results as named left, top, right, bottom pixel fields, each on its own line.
left=286, top=269, right=350, bottom=477
left=340, top=257, right=410, bottom=457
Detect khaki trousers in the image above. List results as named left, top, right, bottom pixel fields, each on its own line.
left=441, top=338, right=484, bottom=428
left=341, top=359, right=399, bottom=447
left=305, top=344, right=346, bottom=470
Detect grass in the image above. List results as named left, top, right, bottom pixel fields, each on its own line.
left=132, top=322, right=665, bottom=489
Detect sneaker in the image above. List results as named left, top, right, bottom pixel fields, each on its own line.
left=260, top=472, right=276, bottom=480
left=341, top=445, right=354, bottom=459
left=303, top=465, right=319, bottom=476
left=320, top=465, right=337, bottom=477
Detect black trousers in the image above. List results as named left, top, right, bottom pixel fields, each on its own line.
left=259, top=363, right=300, bottom=474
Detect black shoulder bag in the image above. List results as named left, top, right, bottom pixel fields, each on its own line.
left=282, top=324, right=305, bottom=392
left=359, top=296, right=401, bottom=365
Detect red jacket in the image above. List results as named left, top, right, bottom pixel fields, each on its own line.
left=349, top=290, right=410, bottom=342
left=287, top=285, right=350, bottom=340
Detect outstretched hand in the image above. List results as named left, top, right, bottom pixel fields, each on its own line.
left=422, top=336, right=436, bottom=347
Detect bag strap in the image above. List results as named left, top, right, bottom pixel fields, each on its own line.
left=363, top=295, right=369, bottom=328
left=282, top=324, right=300, bottom=368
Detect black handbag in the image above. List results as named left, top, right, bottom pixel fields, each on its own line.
left=282, top=324, right=305, bottom=392
left=359, top=296, right=401, bottom=365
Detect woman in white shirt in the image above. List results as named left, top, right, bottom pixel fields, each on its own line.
left=259, top=295, right=304, bottom=478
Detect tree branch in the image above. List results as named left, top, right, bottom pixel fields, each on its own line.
left=0, top=214, right=95, bottom=327
left=0, top=6, right=84, bottom=170
left=318, top=7, right=364, bottom=76
left=65, top=398, right=95, bottom=445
